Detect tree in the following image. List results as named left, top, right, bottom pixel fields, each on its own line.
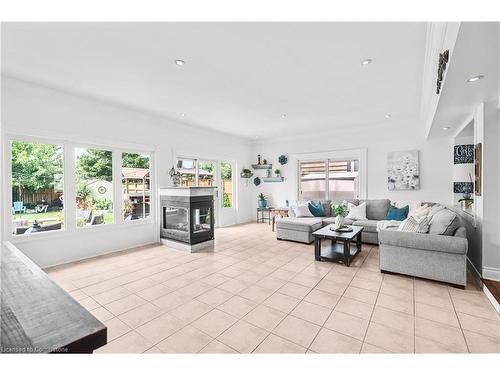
left=77, top=149, right=113, bottom=181
left=11, top=140, right=63, bottom=198
left=220, top=162, right=232, bottom=180
left=122, top=153, right=150, bottom=168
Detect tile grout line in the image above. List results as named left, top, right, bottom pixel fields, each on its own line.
left=447, top=286, right=471, bottom=353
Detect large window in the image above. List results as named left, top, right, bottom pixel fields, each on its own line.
left=75, top=147, right=113, bottom=226
left=299, top=158, right=359, bottom=201
left=220, top=161, right=233, bottom=208
left=122, top=152, right=151, bottom=220
left=10, top=140, right=64, bottom=235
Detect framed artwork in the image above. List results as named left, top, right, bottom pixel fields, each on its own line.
left=387, top=150, right=420, bottom=190
left=475, top=143, right=482, bottom=196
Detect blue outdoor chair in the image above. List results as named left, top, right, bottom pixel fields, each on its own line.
left=12, top=201, right=26, bottom=214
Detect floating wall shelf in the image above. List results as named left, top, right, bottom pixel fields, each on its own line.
left=251, top=164, right=272, bottom=170
left=262, top=177, right=284, bottom=183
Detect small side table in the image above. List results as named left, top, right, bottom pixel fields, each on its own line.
left=271, top=207, right=289, bottom=232
left=257, top=207, right=272, bottom=224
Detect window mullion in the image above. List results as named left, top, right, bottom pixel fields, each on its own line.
left=65, top=144, right=76, bottom=232
left=113, top=150, right=122, bottom=224
left=325, top=159, right=329, bottom=201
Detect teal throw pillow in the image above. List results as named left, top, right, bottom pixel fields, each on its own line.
left=308, top=201, right=325, bottom=217
left=385, top=205, right=409, bottom=221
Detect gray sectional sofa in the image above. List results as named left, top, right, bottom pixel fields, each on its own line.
left=276, top=198, right=389, bottom=245
left=275, top=199, right=468, bottom=287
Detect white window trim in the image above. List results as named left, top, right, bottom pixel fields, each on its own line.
left=294, top=148, right=367, bottom=202
left=3, top=133, right=156, bottom=243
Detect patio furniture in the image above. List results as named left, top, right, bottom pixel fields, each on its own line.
left=77, top=210, right=93, bottom=224
left=89, top=214, right=104, bottom=225
left=23, top=221, right=62, bottom=234
left=35, top=204, right=49, bottom=213
left=12, top=201, right=26, bottom=214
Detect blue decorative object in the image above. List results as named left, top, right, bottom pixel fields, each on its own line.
left=308, top=201, right=325, bottom=217
left=278, top=155, right=288, bottom=165
left=385, top=205, right=409, bottom=221
left=253, top=177, right=261, bottom=186
left=258, top=199, right=267, bottom=208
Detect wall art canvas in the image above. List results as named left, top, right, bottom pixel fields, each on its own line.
left=387, top=150, right=420, bottom=190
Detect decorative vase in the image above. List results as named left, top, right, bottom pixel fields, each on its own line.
left=334, top=215, right=344, bottom=230
left=258, top=199, right=267, bottom=208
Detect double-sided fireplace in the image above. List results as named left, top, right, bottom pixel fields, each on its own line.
left=159, top=187, right=215, bottom=252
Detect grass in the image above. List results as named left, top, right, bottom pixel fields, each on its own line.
left=13, top=210, right=114, bottom=227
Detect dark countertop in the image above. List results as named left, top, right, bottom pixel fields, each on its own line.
left=0, top=242, right=107, bottom=353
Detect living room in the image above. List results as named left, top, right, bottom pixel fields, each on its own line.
left=1, top=2, right=499, bottom=373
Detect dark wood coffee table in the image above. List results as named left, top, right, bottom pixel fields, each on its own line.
left=312, top=225, right=363, bottom=266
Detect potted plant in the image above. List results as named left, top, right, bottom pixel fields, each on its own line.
left=332, top=203, right=349, bottom=229
left=258, top=193, right=268, bottom=208
left=275, top=169, right=280, bottom=177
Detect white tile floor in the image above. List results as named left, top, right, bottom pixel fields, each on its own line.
left=46, top=223, right=500, bottom=353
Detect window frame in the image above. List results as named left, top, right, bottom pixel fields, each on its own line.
left=3, top=133, right=156, bottom=242
left=296, top=148, right=367, bottom=202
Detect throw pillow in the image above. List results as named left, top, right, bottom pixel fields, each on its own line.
left=308, top=200, right=325, bottom=217
left=293, top=204, right=314, bottom=218
left=345, top=202, right=367, bottom=220
left=410, top=204, right=430, bottom=218
left=428, top=208, right=459, bottom=235
left=398, top=216, right=430, bottom=233
left=385, top=205, right=409, bottom=221
left=427, top=204, right=445, bottom=218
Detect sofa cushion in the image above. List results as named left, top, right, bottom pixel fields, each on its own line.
left=308, top=201, right=325, bottom=217
left=385, top=205, right=409, bottom=221
left=276, top=217, right=324, bottom=232
left=365, top=199, right=391, bottom=220
left=429, top=209, right=460, bottom=235
left=346, top=202, right=367, bottom=220
left=352, top=219, right=379, bottom=233
left=293, top=204, right=314, bottom=218
left=321, top=200, right=332, bottom=216
left=322, top=217, right=354, bottom=226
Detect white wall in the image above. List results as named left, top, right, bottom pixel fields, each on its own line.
left=482, top=101, right=500, bottom=280
left=251, top=122, right=453, bottom=208
left=1, top=77, right=254, bottom=267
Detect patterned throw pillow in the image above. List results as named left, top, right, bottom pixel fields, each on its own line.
left=398, top=216, right=430, bottom=233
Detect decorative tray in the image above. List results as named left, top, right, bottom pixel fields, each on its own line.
left=329, top=225, right=353, bottom=232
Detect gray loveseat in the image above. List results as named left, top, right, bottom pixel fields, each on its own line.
left=275, top=198, right=390, bottom=245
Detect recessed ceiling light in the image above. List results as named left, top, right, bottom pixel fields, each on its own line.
left=385, top=113, right=392, bottom=119
left=467, top=75, right=484, bottom=83
left=281, top=114, right=287, bottom=119
left=180, top=113, right=186, bottom=117
left=442, top=127, right=450, bottom=131
left=174, top=59, right=185, bottom=66
left=361, top=58, right=373, bottom=66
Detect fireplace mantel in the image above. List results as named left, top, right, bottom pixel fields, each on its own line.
left=159, top=186, right=217, bottom=197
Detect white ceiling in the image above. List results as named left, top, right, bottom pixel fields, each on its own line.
left=430, top=22, right=499, bottom=138
left=1, top=22, right=427, bottom=140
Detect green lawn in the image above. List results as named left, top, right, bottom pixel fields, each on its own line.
left=13, top=210, right=114, bottom=227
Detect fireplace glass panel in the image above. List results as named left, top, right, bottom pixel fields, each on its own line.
left=192, top=207, right=211, bottom=234
left=163, top=206, right=189, bottom=242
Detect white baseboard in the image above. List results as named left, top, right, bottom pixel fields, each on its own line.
left=482, top=284, right=500, bottom=315
left=483, top=267, right=500, bottom=282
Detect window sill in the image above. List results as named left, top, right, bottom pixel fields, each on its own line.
left=8, top=219, right=155, bottom=244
